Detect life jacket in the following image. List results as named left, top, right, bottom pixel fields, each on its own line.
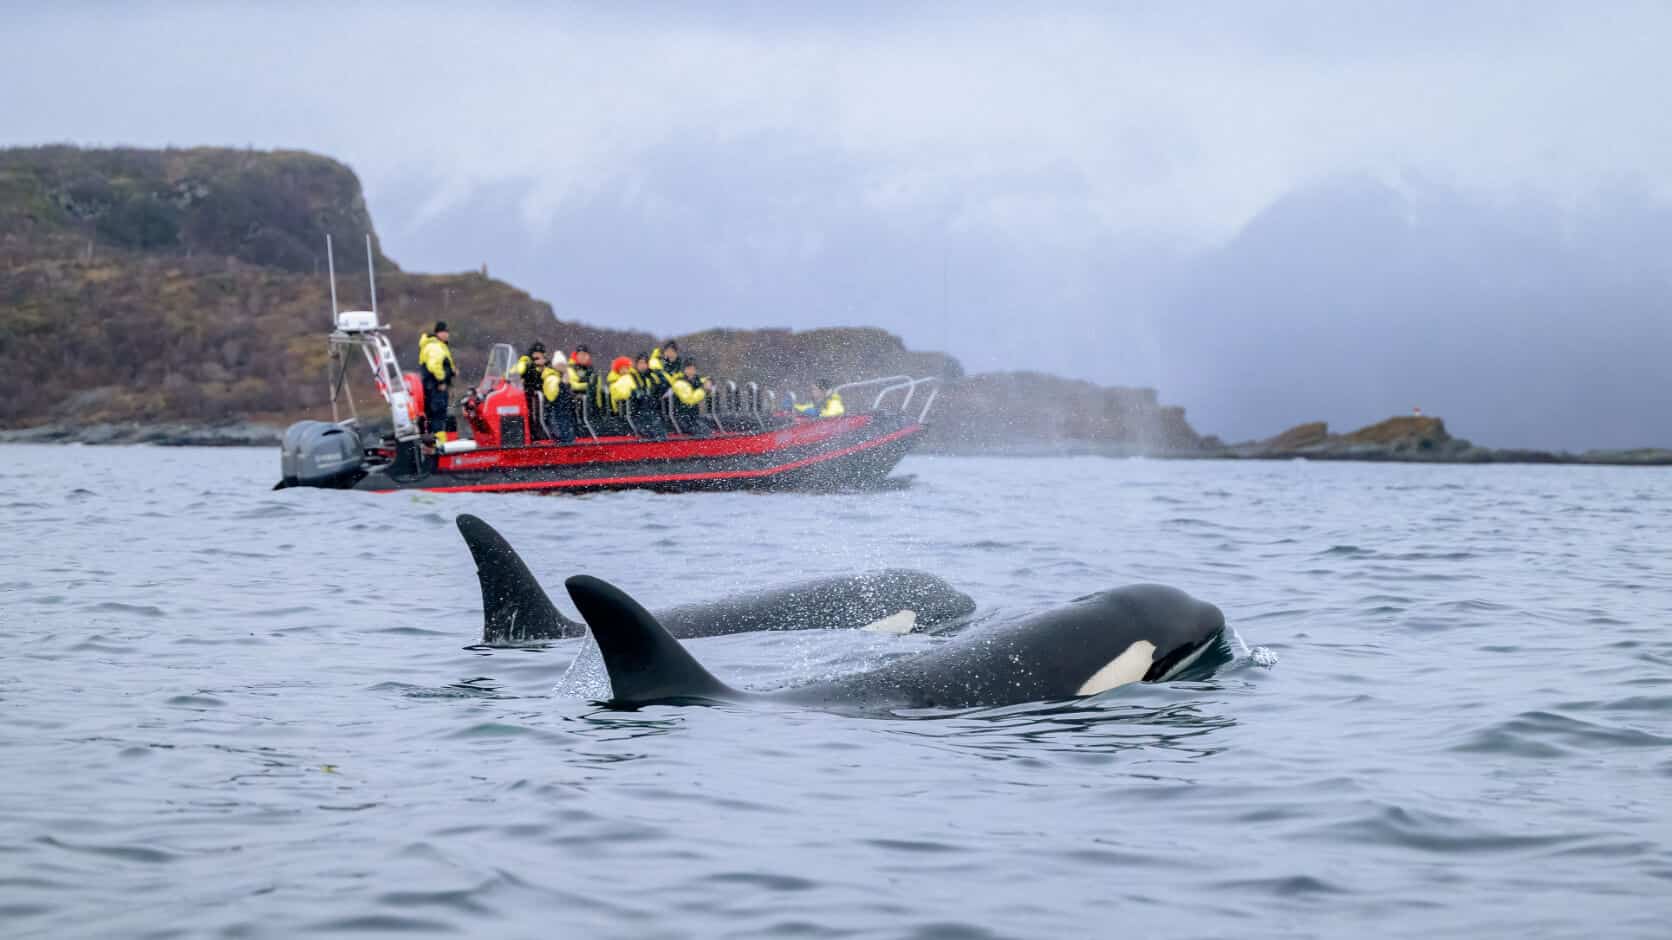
left=607, top=368, right=640, bottom=412
left=564, top=363, right=594, bottom=398
left=670, top=374, right=707, bottom=414
left=638, top=367, right=669, bottom=400
left=649, top=346, right=680, bottom=373
left=820, top=391, right=845, bottom=418
left=418, top=333, right=456, bottom=387
left=540, top=367, right=564, bottom=403
left=516, top=357, right=547, bottom=395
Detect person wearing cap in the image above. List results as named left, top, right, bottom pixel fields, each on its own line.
left=417, top=321, right=457, bottom=442
left=513, top=342, right=552, bottom=441
left=669, top=359, right=714, bottom=435
left=632, top=353, right=669, bottom=439
left=637, top=351, right=671, bottom=400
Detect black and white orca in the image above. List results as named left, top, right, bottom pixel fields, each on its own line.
left=564, top=573, right=1233, bottom=711
left=457, top=514, right=977, bottom=645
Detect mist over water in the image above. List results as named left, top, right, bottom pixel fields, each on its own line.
left=3, top=445, right=1670, bottom=938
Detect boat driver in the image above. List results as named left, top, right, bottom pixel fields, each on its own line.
left=417, top=321, right=456, bottom=442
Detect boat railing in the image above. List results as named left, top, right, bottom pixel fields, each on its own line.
left=873, top=376, right=942, bottom=423
left=830, top=374, right=942, bottom=423
left=712, top=380, right=739, bottom=432
left=661, top=389, right=685, bottom=436
left=832, top=375, right=913, bottom=402
left=578, top=389, right=598, bottom=441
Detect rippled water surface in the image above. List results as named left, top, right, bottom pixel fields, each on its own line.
left=4, top=445, right=1671, bottom=938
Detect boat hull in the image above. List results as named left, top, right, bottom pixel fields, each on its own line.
left=341, top=413, right=922, bottom=494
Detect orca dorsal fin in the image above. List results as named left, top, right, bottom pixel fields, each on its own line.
left=564, top=575, right=738, bottom=705
left=456, top=514, right=582, bottom=644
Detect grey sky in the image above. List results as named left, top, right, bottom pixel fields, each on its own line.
left=5, top=2, right=1670, bottom=447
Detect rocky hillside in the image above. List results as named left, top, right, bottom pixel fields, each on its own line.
left=0, top=145, right=1208, bottom=453
left=1221, top=415, right=1672, bottom=465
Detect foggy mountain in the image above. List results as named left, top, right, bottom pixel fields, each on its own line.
left=1152, top=174, right=1672, bottom=448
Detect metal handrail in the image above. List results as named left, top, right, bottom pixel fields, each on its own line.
left=902, top=377, right=940, bottom=416
left=916, top=382, right=941, bottom=423
left=713, top=381, right=737, bottom=432
left=579, top=389, right=597, bottom=440
left=871, top=378, right=916, bottom=410
left=662, top=388, right=683, bottom=436
left=832, top=375, right=913, bottom=399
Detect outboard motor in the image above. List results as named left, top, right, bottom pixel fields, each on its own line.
left=279, top=420, right=365, bottom=488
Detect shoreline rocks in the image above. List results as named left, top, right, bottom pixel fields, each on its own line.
left=1212, top=416, right=1672, bottom=466
left=0, top=421, right=283, bottom=447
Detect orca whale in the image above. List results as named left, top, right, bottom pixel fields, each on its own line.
left=457, top=514, right=977, bottom=645
left=564, top=573, right=1233, bottom=711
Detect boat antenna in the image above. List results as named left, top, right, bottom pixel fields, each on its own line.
left=364, top=234, right=378, bottom=320
left=325, top=233, right=339, bottom=327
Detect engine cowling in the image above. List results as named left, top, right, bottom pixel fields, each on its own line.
left=279, top=421, right=364, bottom=487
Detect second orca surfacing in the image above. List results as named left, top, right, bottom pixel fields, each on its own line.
left=458, top=514, right=977, bottom=645
left=566, top=574, right=1234, bottom=712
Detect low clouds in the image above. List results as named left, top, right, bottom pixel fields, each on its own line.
left=5, top=3, right=1671, bottom=446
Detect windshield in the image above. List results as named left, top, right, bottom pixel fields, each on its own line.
left=478, top=343, right=515, bottom=395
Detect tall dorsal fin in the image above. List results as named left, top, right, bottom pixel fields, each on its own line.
left=564, top=575, right=738, bottom=704
left=456, top=514, right=581, bottom=644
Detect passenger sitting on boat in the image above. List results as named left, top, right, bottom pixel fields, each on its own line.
left=793, top=379, right=845, bottom=418
left=650, top=340, right=681, bottom=375
left=595, top=355, right=632, bottom=435
left=606, top=355, right=636, bottom=412
left=815, top=380, right=845, bottom=418
left=669, top=359, right=713, bottom=436
left=514, top=342, right=551, bottom=440
left=536, top=353, right=576, bottom=444
left=638, top=352, right=671, bottom=399
left=631, top=353, right=669, bottom=439
left=549, top=344, right=592, bottom=443
left=418, top=321, right=456, bottom=442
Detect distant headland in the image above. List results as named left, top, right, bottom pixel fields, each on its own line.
left=0, top=145, right=1665, bottom=466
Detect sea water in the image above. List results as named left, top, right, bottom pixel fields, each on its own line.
left=2, top=445, right=1669, bottom=938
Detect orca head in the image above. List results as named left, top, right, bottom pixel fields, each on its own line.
left=1064, top=585, right=1229, bottom=695
left=860, top=568, right=978, bottom=630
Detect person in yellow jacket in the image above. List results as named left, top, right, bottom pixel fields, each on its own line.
left=608, top=353, right=668, bottom=439
left=668, top=359, right=713, bottom=435
left=511, top=342, right=551, bottom=441
left=417, top=321, right=456, bottom=441
left=793, top=379, right=845, bottom=418
left=649, top=340, right=681, bottom=376
left=606, top=355, right=637, bottom=411
left=537, top=353, right=579, bottom=444
left=595, top=355, right=634, bottom=436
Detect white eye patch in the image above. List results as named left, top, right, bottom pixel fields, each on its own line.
left=861, top=609, right=918, bottom=634
left=1075, top=641, right=1156, bottom=696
